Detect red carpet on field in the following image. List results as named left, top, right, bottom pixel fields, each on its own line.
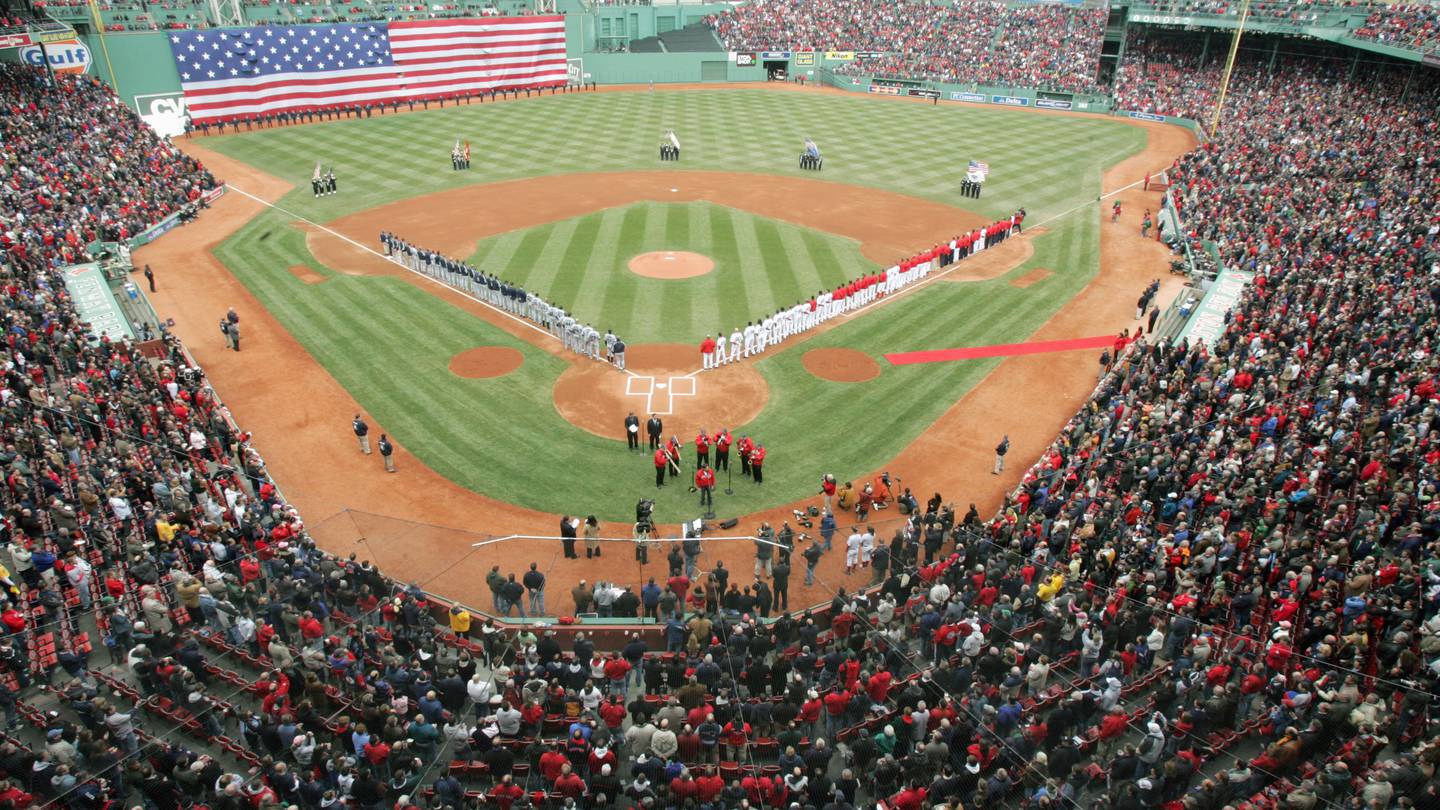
left=885, top=334, right=1115, bottom=366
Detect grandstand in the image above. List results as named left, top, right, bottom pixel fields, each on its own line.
left=1, top=0, right=1439, bottom=806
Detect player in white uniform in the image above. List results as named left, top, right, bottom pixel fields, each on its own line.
left=714, top=332, right=727, bottom=366
left=742, top=323, right=757, bottom=358
left=727, top=328, right=743, bottom=364
left=754, top=317, right=769, bottom=354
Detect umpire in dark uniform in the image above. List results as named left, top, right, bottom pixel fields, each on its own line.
left=624, top=412, right=641, bottom=451
left=646, top=414, right=663, bottom=450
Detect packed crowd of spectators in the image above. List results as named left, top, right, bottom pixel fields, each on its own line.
left=707, top=0, right=1107, bottom=93
left=1125, top=0, right=1360, bottom=24
left=1112, top=31, right=1225, bottom=119
left=4, top=24, right=1440, bottom=810
left=1352, top=3, right=1440, bottom=51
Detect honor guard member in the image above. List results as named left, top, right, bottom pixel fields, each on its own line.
left=727, top=327, right=743, bottom=364
left=714, top=331, right=728, bottom=366
left=325, top=170, right=337, bottom=195
left=311, top=173, right=323, bottom=198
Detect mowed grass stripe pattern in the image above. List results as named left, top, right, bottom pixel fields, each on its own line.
left=206, top=89, right=1145, bottom=522
left=202, top=89, right=1145, bottom=228
left=467, top=201, right=875, bottom=343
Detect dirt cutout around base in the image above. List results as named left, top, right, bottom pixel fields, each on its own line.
left=629, top=251, right=715, bottom=279
left=1010, top=268, right=1054, bottom=288
left=553, top=343, right=768, bottom=441
left=802, top=348, right=881, bottom=383
left=287, top=264, right=327, bottom=285
left=449, top=347, right=524, bottom=379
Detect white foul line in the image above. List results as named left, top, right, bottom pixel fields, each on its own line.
left=224, top=183, right=641, bottom=377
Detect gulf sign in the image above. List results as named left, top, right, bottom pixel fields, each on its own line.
left=20, top=38, right=90, bottom=74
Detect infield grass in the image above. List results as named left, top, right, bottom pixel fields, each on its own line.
left=204, top=87, right=1145, bottom=523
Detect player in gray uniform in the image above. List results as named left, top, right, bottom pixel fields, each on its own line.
left=604, top=330, right=617, bottom=363
left=585, top=325, right=601, bottom=360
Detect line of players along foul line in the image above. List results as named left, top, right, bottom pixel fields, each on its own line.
left=370, top=141, right=1023, bottom=370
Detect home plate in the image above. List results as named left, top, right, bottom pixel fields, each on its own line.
left=656, top=383, right=668, bottom=389
left=671, top=188, right=678, bottom=192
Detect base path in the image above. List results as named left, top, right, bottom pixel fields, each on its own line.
left=142, top=86, right=1195, bottom=617
left=885, top=334, right=1115, bottom=365
left=324, top=170, right=983, bottom=268
left=628, top=251, right=715, bottom=279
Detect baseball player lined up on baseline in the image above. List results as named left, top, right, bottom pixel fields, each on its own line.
left=380, top=232, right=630, bottom=369
left=698, top=210, right=1026, bottom=370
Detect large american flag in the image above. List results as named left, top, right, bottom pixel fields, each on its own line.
left=168, top=15, right=567, bottom=123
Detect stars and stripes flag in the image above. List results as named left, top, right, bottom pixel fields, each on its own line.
left=968, top=159, right=990, bottom=177
left=168, top=15, right=567, bottom=123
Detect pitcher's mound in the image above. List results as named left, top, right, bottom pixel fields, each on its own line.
left=629, top=251, right=715, bottom=279
left=803, top=348, right=880, bottom=383
left=450, top=347, right=524, bottom=379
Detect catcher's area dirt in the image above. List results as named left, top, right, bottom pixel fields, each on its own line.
left=554, top=344, right=768, bottom=440
left=146, top=85, right=1195, bottom=616
left=802, top=348, right=880, bottom=383
left=629, top=251, right=715, bottom=279
left=449, top=347, right=524, bottom=378
left=1010, top=268, right=1053, bottom=288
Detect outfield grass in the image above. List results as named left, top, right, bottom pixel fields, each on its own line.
left=206, top=88, right=1145, bottom=522
left=467, top=201, right=875, bottom=343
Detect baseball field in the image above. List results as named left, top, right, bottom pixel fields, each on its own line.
left=177, top=86, right=1152, bottom=521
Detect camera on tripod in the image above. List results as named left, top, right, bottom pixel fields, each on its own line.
left=635, top=498, right=656, bottom=534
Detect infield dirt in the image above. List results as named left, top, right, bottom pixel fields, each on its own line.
left=138, top=85, right=1194, bottom=613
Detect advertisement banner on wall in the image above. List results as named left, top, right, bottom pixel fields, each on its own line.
left=794, top=51, right=815, bottom=66
left=20, top=38, right=90, bottom=75
left=991, top=95, right=1029, bottom=107
left=824, top=50, right=855, bottom=61
left=1035, top=98, right=1072, bottom=110
left=760, top=51, right=791, bottom=60
left=907, top=88, right=940, bottom=99
left=134, top=92, right=189, bottom=138
left=1127, top=111, right=1166, bottom=122
left=855, top=51, right=886, bottom=59
left=950, top=91, right=986, bottom=103
left=0, top=33, right=29, bottom=48
left=735, top=52, right=756, bottom=66
left=868, top=85, right=899, bottom=95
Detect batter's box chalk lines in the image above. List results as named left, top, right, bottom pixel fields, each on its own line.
left=624, top=374, right=698, bottom=415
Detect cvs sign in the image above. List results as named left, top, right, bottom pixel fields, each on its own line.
left=20, top=39, right=90, bottom=75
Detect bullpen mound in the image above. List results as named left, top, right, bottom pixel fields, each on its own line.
left=803, top=348, right=881, bottom=382
left=450, top=347, right=524, bottom=379
left=629, top=251, right=716, bottom=280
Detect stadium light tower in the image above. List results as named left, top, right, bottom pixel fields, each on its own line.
left=208, top=0, right=244, bottom=28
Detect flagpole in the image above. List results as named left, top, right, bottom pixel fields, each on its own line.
left=1208, top=0, right=1251, bottom=140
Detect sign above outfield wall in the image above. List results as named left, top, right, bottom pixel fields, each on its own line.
left=1127, top=111, right=1166, bottom=122
left=735, top=52, right=756, bottom=66
left=950, top=91, right=986, bottom=103
left=991, top=95, right=1029, bottom=107
left=760, top=51, right=791, bottom=59
left=824, top=51, right=855, bottom=61
left=19, top=38, right=90, bottom=74
left=794, top=52, right=815, bottom=66
left=1035, top=98, right=1072, bottom=110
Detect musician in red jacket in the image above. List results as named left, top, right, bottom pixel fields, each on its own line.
left=749, top=444, right=766, bottom=484
left=738, top=435, right=754, bottom=478
left=694, top=430, right=710, bottom=467
left=695, top=462, right=716, bottom=510
left=654, top=447, right=669, bottom=488
left=714, top=429, right=732, bottom=472
left=666, top=436, right=683, bottom=481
